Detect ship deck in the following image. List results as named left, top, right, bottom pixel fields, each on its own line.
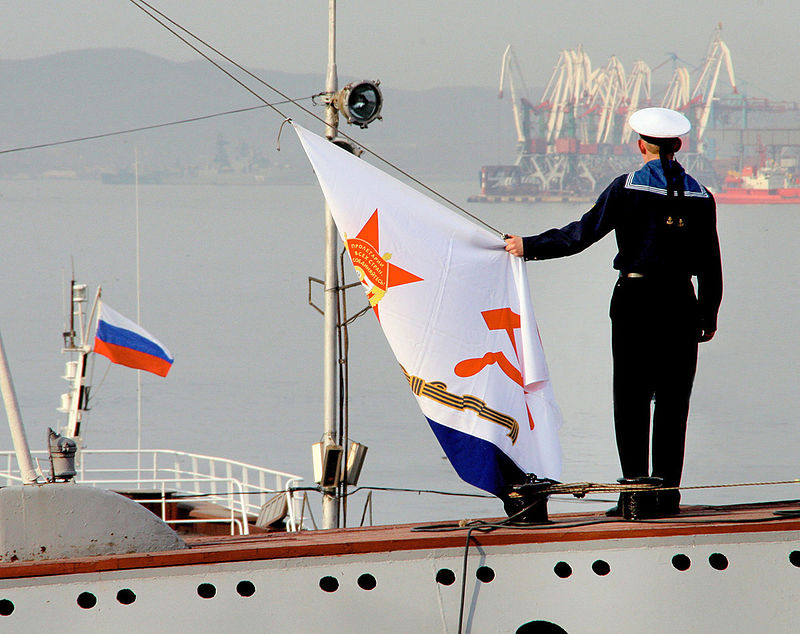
left=2, top=499, right=799, bottom=580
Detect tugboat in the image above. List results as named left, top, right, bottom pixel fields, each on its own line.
left=715, top=161, right=800, bottom=204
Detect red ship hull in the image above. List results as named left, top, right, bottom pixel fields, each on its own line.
left=715, top=187, right=800, bottom=204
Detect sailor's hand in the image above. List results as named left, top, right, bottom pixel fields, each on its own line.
left=698, top=329, right=716, bottom=343
left=504, top=235, right=524, bottom=257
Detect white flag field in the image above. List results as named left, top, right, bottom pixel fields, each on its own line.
left=295, top=124, right=562, bottom=496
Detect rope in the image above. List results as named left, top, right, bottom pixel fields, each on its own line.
left=457, top=528, right=476, bottom=634
left=345, top=485, right=494, bottom=499
left=680, top=478, right=800, bottom=490
left=0, top=100, right=310, bottom=156
left=548, top=478, right=800, bottom=497
left=126, top=0, right=504, bottom=236
left=156, top=478, right=800, bottom=501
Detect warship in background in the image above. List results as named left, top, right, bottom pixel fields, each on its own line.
left=101, top=134, right=294, bottom=186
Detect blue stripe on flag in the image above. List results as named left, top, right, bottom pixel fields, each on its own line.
left=96, top=320, right=173, bottom=363
left=427, top=418, right=526, bottom=496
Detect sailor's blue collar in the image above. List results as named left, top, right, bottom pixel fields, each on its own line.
left=624, top=159, right=709, bottom=198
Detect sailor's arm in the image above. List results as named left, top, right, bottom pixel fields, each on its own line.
left=696, top=197, right=723, bottom=343
left=504, top=182, right=618, bottom=260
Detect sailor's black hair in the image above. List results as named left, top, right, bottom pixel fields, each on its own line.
left=640, top=135, right=684, bottom=198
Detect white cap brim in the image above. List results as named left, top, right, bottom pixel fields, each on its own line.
left=628, top=107, right=691, bottom=138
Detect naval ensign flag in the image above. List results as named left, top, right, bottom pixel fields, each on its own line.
left=295, top=124, right=561, bottom=495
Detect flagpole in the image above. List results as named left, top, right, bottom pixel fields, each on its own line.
left=135, top=148, right=143, bottom=488
left=321, top=0, right=341, bottom=530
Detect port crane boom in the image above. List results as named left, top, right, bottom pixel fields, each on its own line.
left=498, top=45, right=533, bottom=151
left=691, top=25, right=737, bottom=148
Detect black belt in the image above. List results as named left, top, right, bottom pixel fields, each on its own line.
left=618, top=272, right=692, bottom=285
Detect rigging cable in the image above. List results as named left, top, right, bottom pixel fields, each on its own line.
left=126, top=0, right=504, bottom=236
left=0, top=99, right=311, bottom=155
left=158, top=477, right=800, bottom=501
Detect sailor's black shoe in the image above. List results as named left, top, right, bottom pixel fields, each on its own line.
left=657, top=489, right=681, bottom=516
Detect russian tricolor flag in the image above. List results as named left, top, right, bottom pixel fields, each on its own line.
left=94, top=303, right=174, bottom=377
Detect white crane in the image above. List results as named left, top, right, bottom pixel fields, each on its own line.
left=661, top=66, right=691, bottom=111
left=690, top=24, right=736, bottom=149
left=583, top=56, right=627, bottom=144
left=539, top=46, right=593, bottom=143
left=620, top=60, right=652, bottom=143
left=498, top=44, right=533, bottom=151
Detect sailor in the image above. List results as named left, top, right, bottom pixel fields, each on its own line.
left=504, top=107, right=722, bottom=517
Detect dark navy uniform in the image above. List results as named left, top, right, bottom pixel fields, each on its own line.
left=521, top=159, right=722, bottom=503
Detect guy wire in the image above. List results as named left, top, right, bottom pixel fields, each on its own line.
left=128, top=0, right=290, bottom=121
left=0, top=100, right=310, bottom=155
left=127, top=0, right=504, bottom=237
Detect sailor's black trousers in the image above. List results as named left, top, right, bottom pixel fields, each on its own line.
left=610, top=276, right=700, bottom=497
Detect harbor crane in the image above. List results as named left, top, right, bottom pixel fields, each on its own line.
left=689, top=25, right=736, bottom=150
left=477, top=28, right=761, bottom=201
left=498, top=44, right=534, bottom=153
left=539, top=46, right=593, bottom=143
left=661, top=66, right=691, bottom=111
left=620, top=61, right=652, bottom=143
left=582, top=55, right=626, bottom=144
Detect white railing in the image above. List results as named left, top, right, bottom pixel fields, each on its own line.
left=0, top=449, right=304, bottom=535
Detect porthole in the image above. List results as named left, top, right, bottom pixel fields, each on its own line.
left=553, top=561, right=572, bottom=579
left=436, top=568, right=456, bottom=585
left=672, top=554, right=691, bottom=571
left=77, top=592, right=97, bottom=609
left=592, top=560, right=611, bottom=576
left=237, top=581, right=256, bottom=597
left=319, top=576, right=339, bottom=593
left=0, top=599, right=14, bottom=616
left=357, top=574, right=377, bottom=591
left=516, top=621, right=568, bottom=634
left=116, top=589, right=136, bottom=605
left=197, top=583, right=216, bottom=599
left=789, top=551, right=800, bottom=567
left=476, top=566, right=495, bottom=583
left=709, top=553, right=728, bottom=570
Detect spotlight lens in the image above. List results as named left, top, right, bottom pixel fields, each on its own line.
left=349, top=86, right=380, bottom=120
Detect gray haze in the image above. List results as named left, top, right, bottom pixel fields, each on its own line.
left=0, top=50, right=512, bottom=180
left=4, top=2, right=798, bottom=186
left=1, top=1, right=799, bottom=522
left=5, top=1, right=800, bottom=100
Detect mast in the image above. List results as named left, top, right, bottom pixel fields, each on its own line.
left=321, top=0, right=340, bottom=529
left=0, top=329, right=37, bottom=484
left=61, top=280, right=100, bottom=443
left=317, top=0, right=382, bottom=528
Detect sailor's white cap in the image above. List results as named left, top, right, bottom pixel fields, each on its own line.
left=628, top=107, right=691, bottom=138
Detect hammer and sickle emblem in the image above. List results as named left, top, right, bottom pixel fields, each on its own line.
left=454, top=308, right=535, bottom=430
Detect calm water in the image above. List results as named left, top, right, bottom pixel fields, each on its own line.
left=1, top=177, right=798, bottom=524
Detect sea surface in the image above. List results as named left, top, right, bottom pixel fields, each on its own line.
left=1, top=176, right=798, bottom=525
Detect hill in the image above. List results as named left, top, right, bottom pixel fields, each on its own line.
left=0, top=49, right=516, bottom=182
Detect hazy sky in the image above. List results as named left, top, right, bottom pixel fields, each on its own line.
left=5, top=1, right=799, bottom=101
